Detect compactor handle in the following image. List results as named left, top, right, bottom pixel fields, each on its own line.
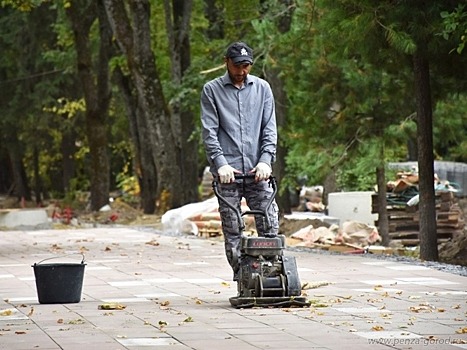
left=212, top=175, right=277, bottom=233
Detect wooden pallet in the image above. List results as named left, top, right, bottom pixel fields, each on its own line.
left=372, top=191, right=464, bottom=247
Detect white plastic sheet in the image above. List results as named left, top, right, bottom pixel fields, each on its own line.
left=161, top=196, right=219, bottom=235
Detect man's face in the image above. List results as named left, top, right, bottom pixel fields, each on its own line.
left=226, top=58, right=252, bottom=85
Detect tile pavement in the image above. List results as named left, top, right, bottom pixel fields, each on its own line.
left=0, top=227, right=465, bottom=350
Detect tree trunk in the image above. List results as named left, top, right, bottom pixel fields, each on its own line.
left=7, top=143, right=31, bottom=202
left=203, top=0, right=224, bottom=40
left=105, top=0, right=182, bottom=213
left=165, top=0, right=199, bottom=205
left=376, top=165, right=389, bottom=246
left=113, top=67, right=157, bottom=213
left=267, top=67, right=291, bottom=215
left=413, top=47, right=438, bottom=261
left=61, top=126, right=77, bottom=194
left=66, top=0, right=112, bottom=211
left=263, top=0, right=296, bottom=216
left=32, top=146, right=43, bottom=204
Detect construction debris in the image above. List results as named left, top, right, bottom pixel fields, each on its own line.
left=298, top=186, right=326, bottom=212
left=289, top=221, right=381, bottom=250
left=372, top=169, right=465, bottom=248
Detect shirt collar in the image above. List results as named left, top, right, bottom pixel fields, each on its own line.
left=221, top=71, right=252, bottom=87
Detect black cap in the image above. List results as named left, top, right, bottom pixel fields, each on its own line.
left=225, top=42, right=253, bottom=64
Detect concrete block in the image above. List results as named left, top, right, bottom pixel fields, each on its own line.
left=0, top=208, right=49, bottom=228
left=328, top=191, right=378, bottom=226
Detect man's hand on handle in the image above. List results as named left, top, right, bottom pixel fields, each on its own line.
left=218, top=164, right=241, bottom=183
left=250, top=162, right=271, bottom=182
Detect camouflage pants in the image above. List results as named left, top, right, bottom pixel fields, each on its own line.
left=215, top=178, right=279, bottom=273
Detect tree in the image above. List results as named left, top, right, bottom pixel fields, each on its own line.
left=65, top=0, right=113, bottom=211
left=289, top=0, right=466, bottom=260
left=104, top=0, right=182, bottom=213
left=256, top=0, right=296, bottom=215
left=164, top=0, right=199, bottom=205
left=0, top=4, right=62, bottom=203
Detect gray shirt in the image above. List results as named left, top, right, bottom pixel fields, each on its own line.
left=201, top=72, right=277, bottom=175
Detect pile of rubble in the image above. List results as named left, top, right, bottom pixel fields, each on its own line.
left=288, top=220, right=381, bottom=252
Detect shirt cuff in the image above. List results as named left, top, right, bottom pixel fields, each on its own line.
left=258, top=152, right=273, bottom=166
left=213, top=156, right=228, bottom=170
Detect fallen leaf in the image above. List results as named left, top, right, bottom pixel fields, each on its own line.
left=27, top=307, right=34, bottom=316
left=98, top=303, right=126, bottom=310
left=367, top=298, right=383, bottom=303
left=68, top=318, right=85, bottom=324
left=456, top=327, right=467, bottom=334
left=372, top=325, right=384, bottom=331
left=0, top=309, right=13, bottom=317
left=15, top=331, right=26, bottom=334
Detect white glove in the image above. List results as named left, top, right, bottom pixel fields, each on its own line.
left=218, top=164, right=239, bottom=184
left=252, top=162, right=271, bottom=181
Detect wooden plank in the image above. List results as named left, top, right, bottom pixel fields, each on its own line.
left=389, top=231, right=419, bottom=238
left=391, top=238, right=451, bottom=246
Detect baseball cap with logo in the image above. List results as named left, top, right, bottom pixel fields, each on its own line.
left=225, top=42, right=253, bottom=65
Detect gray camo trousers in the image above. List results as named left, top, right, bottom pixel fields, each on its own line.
left=215, top=178, right=279, bottom=275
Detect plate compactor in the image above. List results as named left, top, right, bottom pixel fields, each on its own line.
left=213, top=175, right=310, bottom=308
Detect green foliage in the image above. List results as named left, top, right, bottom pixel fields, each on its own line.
left=115, top=164, right=140, bottom=206
left=1, top=0, right=466, bottom=205
left=272, top=0, right=466, bottom=193
left=384, top=24, right=417, bottom=55
left=433, top=94, right=467, bottom=162
left=439, top=4, right=467, bottom=54
left=1, top=0, right=46, bottom=11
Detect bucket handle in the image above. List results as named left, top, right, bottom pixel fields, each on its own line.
left=34, top=253, right=86, bottom=266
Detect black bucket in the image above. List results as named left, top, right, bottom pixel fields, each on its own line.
left=32, top=254, right=86, bottom=304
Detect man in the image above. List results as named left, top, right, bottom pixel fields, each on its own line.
left=200, top=41, right=279, bottom=280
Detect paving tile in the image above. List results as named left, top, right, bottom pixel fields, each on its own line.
left=1, top=227, right=466, bottom=350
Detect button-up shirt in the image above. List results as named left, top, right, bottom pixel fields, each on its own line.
left=201, top=72, right=277, bottom=174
